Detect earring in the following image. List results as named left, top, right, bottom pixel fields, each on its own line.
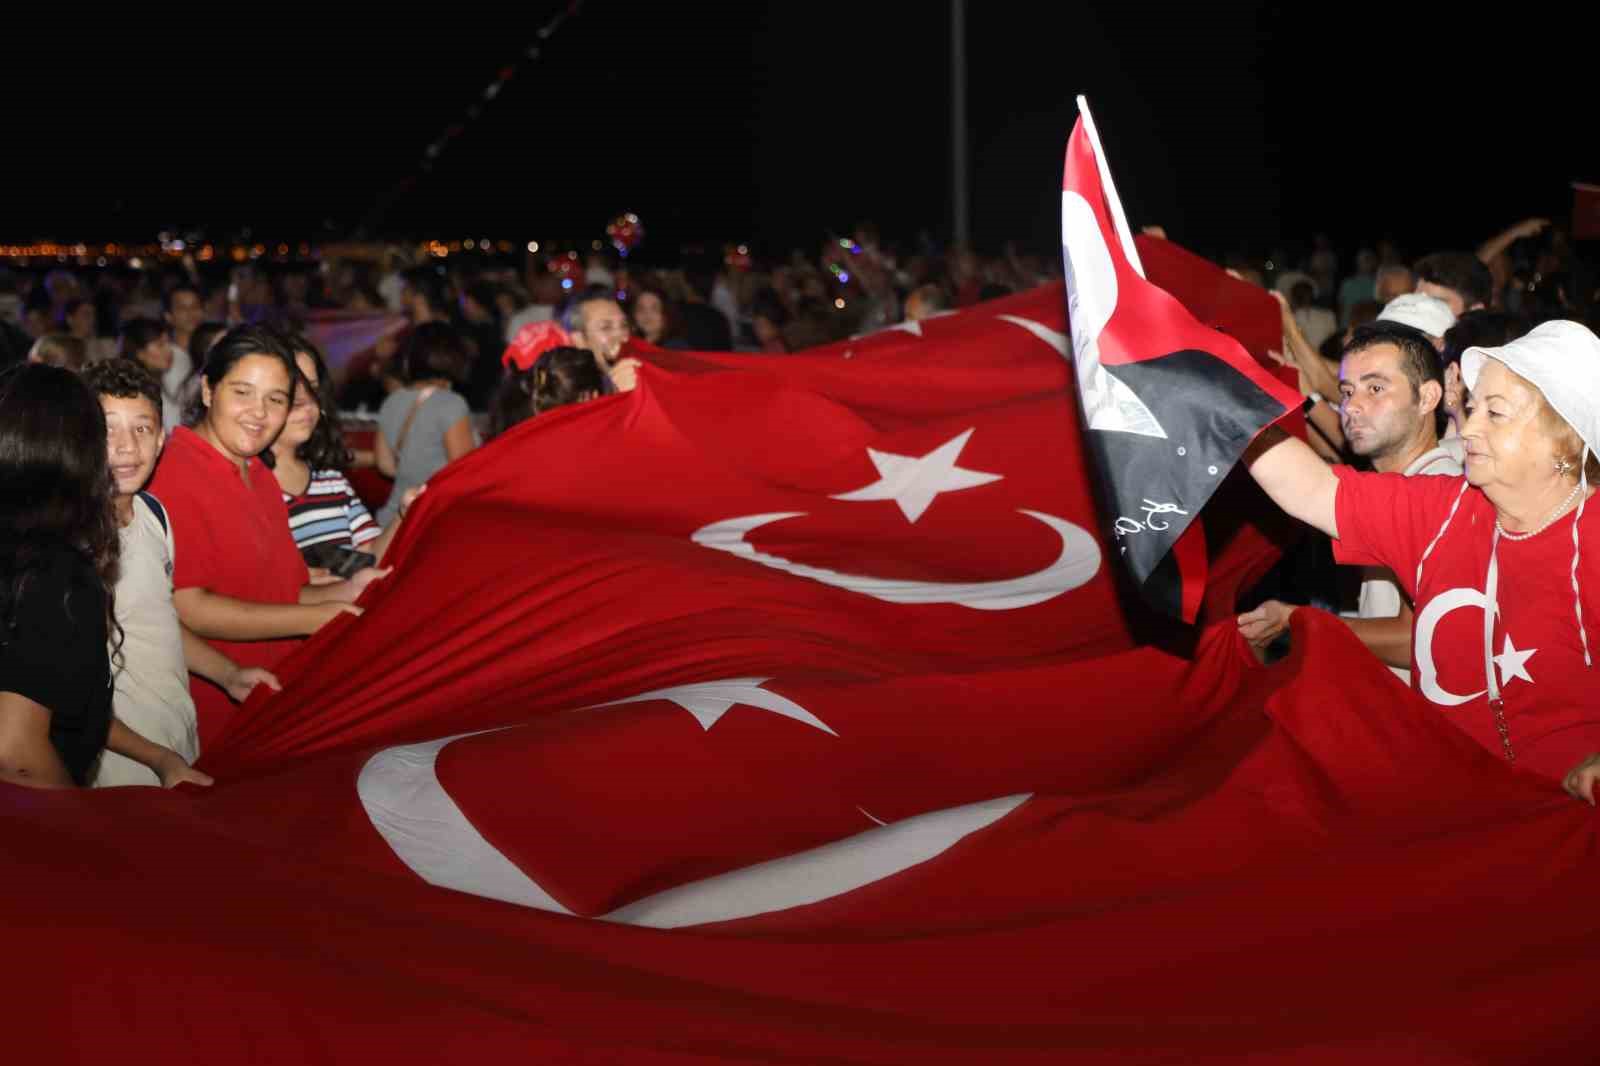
left=1556, top=456, right=1575, bottom=477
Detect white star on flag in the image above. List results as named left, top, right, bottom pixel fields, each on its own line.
left=1493, top=634, right=1537, bottom=686
left=830, top=427, right=1003, bottom=524
left=594, top=678, right=837, bottom=736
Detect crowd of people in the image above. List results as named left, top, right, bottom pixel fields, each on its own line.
left=4, top=216, right=1600, bottom=804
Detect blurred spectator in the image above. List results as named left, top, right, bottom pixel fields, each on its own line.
left=630, top=287, right=676, bottom=346
left=1414, top=251, right=1492, bottom=317
left=904, top=283, right=949, bottom=322
left=60, top=298, right=115, bottom=362
left=487, top=345, right=607, bottom=439
left=676, top=256, right=734, bottom=350
left=459, top=281, right=507, bottom=410
left=1374, top=262, right=1415, bottom=305
left=1290, top=280, right=1338, bottom=350
left=1338, top=249, right=1378, bottom=325
left=749, top=289, right=790, bottom=354
left=374, top=323, right=476, bottom=526
left=505, top=265, right=562, bottom=341
left=27, top=333, right=88, bottom=371
left=161, top=283, right=207, bottom=410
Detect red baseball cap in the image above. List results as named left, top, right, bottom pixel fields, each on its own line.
left=502, top=320, right=573, bottom=371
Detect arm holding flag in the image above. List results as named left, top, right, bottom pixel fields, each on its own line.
left=1244, top=426, right=1340, bottom=539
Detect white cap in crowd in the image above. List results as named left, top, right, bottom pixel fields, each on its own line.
left=1377, top=293, right=1456, bottom=339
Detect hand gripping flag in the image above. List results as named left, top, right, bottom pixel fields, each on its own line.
left=1063, top=97, right=1300, bottom=620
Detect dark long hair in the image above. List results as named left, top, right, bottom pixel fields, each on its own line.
left=283, top=334, right=351, bottom=471
left=0, top=363, right=122, bottom=661
left=486, top=346, right=605, bottom=438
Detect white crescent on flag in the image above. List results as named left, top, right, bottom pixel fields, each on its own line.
left=356, top=720, right=1030, bottom=929
left=690, top=430, right=1102, bottom=610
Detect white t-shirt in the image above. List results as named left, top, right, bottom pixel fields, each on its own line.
left=161, top=341, right=193, bottom=433
left=1356, top=439, right=1466, bottom=682
left=94, top=494, right=199, bottom=787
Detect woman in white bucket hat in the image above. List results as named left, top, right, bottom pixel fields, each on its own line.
left=1245, top=319, right=1600, bottom=801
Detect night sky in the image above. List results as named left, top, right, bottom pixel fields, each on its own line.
left=11, top=3, right=1597, bottom=262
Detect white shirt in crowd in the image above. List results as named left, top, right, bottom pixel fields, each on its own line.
left=93, top=494, right=199, bottom=787
left=1355, top=438, right=1467, bottom=683
left=1294, top=306, right=1339, bottom=352
left=160, top=341, right=192, bottom=432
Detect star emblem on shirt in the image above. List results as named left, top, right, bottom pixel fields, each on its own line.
left=1493, top=634, right=1537, bottom=687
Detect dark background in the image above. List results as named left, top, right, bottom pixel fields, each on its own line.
left=9, top=3, right=1596, bottom=260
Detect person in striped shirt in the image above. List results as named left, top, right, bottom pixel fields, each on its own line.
left=269, top=337, right=398, bottom=569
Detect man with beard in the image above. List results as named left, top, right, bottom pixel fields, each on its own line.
left=1239, top=322, right=1462, bottom=679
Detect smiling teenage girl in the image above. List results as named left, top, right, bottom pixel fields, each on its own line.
left=150, top=326, right=381, bottom=748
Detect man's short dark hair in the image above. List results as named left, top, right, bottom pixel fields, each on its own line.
left=1440, top=310, right=1530, bottom=369
left=161, top=281, right=205, bottom=313
left=1342, top=321, right=1442, bottom=399
left=1414, top=251, right=1493, bottom=310
left=81, top=357, right=162, bottom=415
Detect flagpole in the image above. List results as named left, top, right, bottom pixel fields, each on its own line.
left=1074, top=96, right=1144, bottom=278
left=951, top=0, right=970, bottom=248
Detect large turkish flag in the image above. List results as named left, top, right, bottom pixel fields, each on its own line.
left=5, top=282, right=1597, bottom=1065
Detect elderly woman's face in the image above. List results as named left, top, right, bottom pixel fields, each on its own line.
left=1461, top=359, right=1559, bottom=493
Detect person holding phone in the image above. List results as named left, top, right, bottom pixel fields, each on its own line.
left=270, top=336, right=399, bottom=571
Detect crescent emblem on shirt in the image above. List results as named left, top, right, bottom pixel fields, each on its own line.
left=1413, top=586, right=1489, bottom=706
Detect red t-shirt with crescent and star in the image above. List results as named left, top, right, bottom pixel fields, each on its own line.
left=1332, top=466, right=1600, bottom=780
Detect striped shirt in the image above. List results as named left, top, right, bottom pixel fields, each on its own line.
left=283, top=469, right=382, bottom=557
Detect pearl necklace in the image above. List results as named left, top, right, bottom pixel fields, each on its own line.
left=1495, top=482, right=1583, bottom=541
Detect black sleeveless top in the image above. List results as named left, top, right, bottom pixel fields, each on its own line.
left=0, top=543, right=113, bottom=784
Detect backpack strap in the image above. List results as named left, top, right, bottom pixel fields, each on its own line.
left=137, top=490, right=177, bottom=564
left=137, top=490, right=168, bottom=535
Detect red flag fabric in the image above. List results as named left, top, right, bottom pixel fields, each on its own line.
left=6, top=288, right=1599, bottom=1064
left=1062, top=98, right=1300, bottom=621
left=1573, top=181, right=1600, bottom=241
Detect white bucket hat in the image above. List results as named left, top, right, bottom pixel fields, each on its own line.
left=1377, top=292, right=1456, bottom=338
left=1460, top=319, right=1600, bottom=458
